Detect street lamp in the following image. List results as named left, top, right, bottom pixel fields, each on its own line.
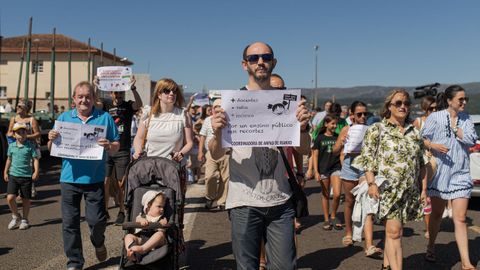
left=313, top=45, right=319, bottom=108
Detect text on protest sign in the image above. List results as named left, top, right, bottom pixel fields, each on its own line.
left=97, top=66, right=132, bottom=92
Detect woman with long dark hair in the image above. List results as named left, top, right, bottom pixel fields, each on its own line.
left=313, top=114, right=342, bottom=230
left=333, top=101, right=381, bottom=257
left=422, top=85, right=478, bottom=270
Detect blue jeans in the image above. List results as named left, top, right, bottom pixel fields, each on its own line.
left=229, top=201, right=296, bottom=270
left=61, top=182, right=107, bottom=269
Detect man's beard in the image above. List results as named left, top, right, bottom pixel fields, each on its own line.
left=247, top=65, right=272, bottom=84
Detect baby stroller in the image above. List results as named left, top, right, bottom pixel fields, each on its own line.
left=119, top=156, right=184, bottom=270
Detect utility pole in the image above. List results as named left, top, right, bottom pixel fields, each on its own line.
left=313, top=45, right=319, bottom=108
left=23, top=17, right=33, bottom=101
left=49, top=28, right=56, bottom=120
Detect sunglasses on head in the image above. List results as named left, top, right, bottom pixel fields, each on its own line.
left=245, top=53, right=273, bottom=63
left=458, top=97, right=469, bottom=104
left=161, top=89, right=177, bottom=95
left=390, top=100, right=411, bottom=108
left=355, top=112, right=367, bottom=117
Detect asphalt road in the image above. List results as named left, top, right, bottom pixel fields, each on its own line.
left=2, top=156, right=480, bottom=270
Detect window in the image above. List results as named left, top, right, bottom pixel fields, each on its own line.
left=0, top=87, right=6, bottom=98
left=32, top=61, right=43, bottom=73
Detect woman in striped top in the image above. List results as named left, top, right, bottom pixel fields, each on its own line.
left=422, top=85, right=478, bottom=270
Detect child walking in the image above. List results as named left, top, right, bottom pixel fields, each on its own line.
left=4, top=122, right=39, bottom=230
left=124, top=190, right=169, bottom=262
left=313, top=115, right=343, bottom=230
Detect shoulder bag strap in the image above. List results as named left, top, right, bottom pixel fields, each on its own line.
left=142, top=112, right=153, bottom=151
left=278, top=147, right=298, bottom=187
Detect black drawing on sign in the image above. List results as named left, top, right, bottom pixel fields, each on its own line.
left=268, top=101, right=288, bottom=115
left=267, top=94, right=297, bottom=115
left=84, top=131, right=99, bottom=140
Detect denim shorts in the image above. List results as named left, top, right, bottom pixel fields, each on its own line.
left=340, top=155, right=365, bottom=181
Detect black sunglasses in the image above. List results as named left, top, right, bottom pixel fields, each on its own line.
left=355, top=112, right=368, bottom=117
left=458, top=97, right=469, bottom=104
left=245, top=53, right=273, bottom=63
left=272, top=86, right=286, bottom=90
left=161, top=89, right=177, bottom=95
left=390, top=100, right=411, bottom=108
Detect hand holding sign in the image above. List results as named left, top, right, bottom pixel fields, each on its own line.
left=296, top=99, right=311, bottom=131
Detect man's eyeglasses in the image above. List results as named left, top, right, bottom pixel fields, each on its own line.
left=272, top=86, right=286, bottom=90
left=245, top=53, right=273, bottom=63
left=390, top=100, right=411, bottom=108
left=161, top=89, right=177, bottom=95
left=458, top=97, right=469, bottom=104
left=355, top=112, right=368, bottom=117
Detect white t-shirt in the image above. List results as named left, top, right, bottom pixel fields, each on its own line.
left=199, top=116, right=214, bottom=151
left=226, top=147, right=292, bottom=209
left=144, top=107, right=186, bottom=160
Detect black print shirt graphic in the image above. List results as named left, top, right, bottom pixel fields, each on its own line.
left=253, top=147, right=278, bottom=194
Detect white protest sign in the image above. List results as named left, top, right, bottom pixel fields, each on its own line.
left=97, top=66, right=132, bottom=91
left=193, top=93, right=210, bottom=107
left=220, top=89, right=301, bottom=147
left=344, top=124, right=368, bottom=153
left=50, top=121, right=107, bottom=160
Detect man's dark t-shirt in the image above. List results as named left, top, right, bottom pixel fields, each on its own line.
left=103, top=100, right=136, bottom=151
left=312, top=133, right=341, bottom=175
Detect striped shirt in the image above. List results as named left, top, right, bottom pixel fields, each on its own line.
left=422, top=110, right=478, bottom=199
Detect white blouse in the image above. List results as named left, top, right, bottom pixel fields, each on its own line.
left=144, top=107, right=186, bottom=160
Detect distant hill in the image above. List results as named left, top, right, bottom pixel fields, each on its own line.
left=300, top=82, right=480, bottom=114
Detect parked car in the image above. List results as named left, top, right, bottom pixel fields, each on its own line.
left=469, top=115, right=480, bottom=197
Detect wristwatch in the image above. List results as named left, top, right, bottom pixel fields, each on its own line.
left=368, top=182, right=377, bottom=187
left=131, top=85, right=137, bottom=91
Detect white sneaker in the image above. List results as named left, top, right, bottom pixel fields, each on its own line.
left=19, top=219, right=29, bottom=230
left=7, top=215, right=20, bottom=230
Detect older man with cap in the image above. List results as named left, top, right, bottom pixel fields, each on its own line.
left=209, top=42, right=311, bottom=270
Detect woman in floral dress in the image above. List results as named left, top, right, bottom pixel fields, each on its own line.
left=422, top=85, right=478, bottom=270
left=353, top=89, right=427, bottom=270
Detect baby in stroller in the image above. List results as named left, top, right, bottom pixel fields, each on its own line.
left=124, top=190, right=168, bottom=261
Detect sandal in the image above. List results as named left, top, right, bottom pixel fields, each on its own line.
left=323, top=221, right=333, bottom=230
left=259, top=262, right=267, bottom=270
left=381, top=264, right=391, bottom=270
left=332, top=217, right=343, bottom=230
left=365, top=246, right=382, bottom=257
left=425, top=247, right=436, bottom=263
left=342, top=235, right=354, bottom=246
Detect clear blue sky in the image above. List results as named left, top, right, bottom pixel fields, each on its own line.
left=1, top=0, right=479, bottom=92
